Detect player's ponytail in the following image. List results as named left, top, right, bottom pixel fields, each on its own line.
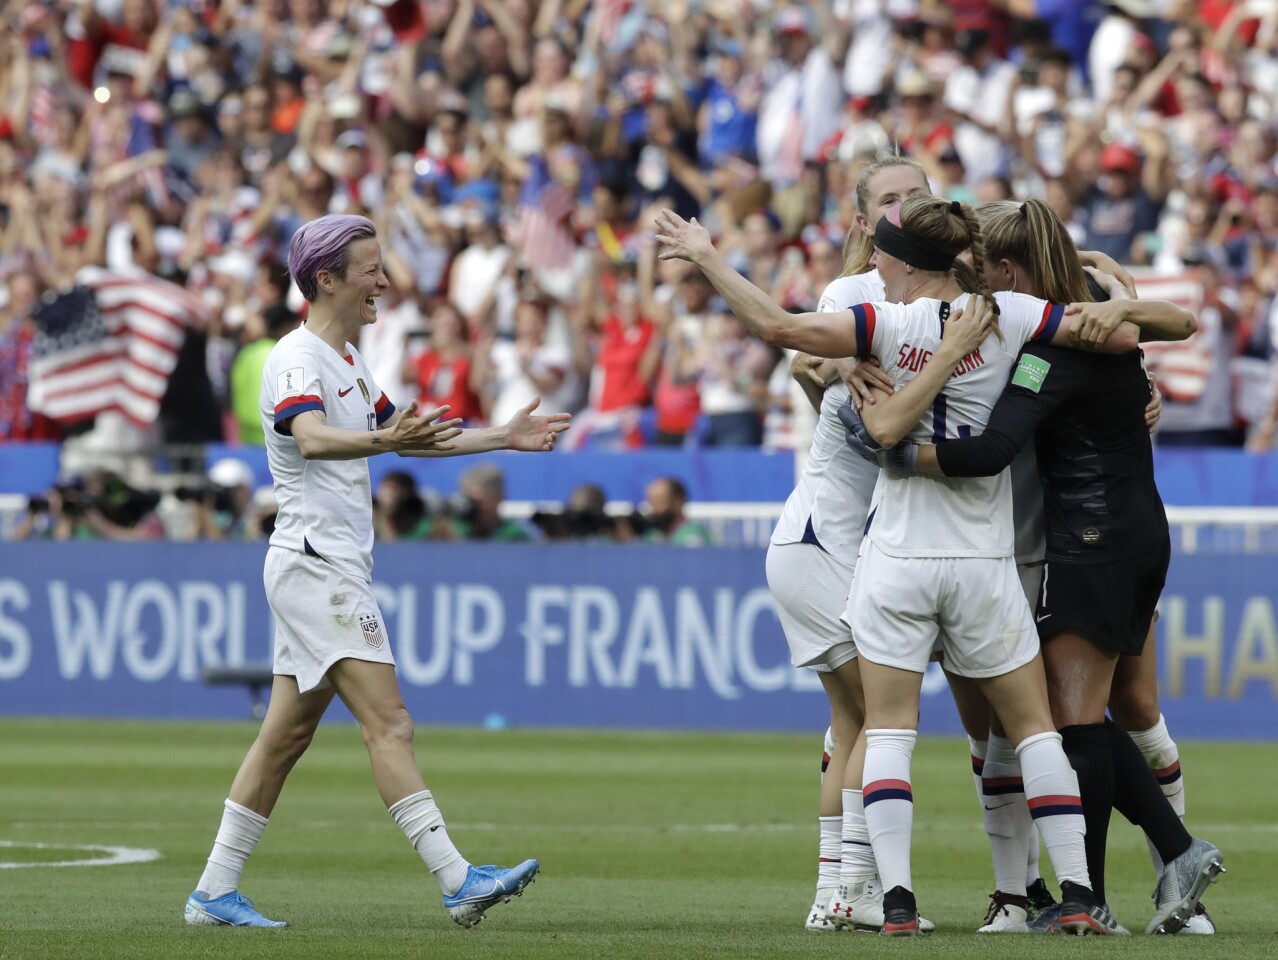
left=951, top=202, right=1000, bottom=322
left=978, top=199, right=1092, bottom=305
left=897, top=195, right=1003, bottom=339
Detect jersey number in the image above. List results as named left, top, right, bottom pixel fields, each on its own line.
left=931, top=394, right=972, bottom=443
left=367, top=413, right=375, bottom=432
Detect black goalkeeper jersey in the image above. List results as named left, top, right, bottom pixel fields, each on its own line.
left=934, top=341, right=1169, bottom=563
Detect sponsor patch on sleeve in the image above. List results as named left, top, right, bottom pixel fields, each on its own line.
left=277, top=367, right=305, bottom=399
left=1011, top=354, right=1051, bottom=393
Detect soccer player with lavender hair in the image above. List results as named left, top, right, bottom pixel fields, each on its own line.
left=185, top=214, right=570, bottom=929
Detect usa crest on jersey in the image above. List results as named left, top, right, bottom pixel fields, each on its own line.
left=359, top=614, right=385, bottom=649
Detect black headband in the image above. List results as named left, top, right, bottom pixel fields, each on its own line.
left=872, top=215, right=957, bottom=273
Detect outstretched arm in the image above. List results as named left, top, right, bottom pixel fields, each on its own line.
left=288, top=401, right=463, bottom=460
left=1057, top=298, right=1197, bottom=351
left=653, top=209, right=862, bottom=357
left=396, top=397, right=571, bottom=458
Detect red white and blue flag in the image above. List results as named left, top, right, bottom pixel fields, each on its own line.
left=27, top=267, right=209, bottom=429
left=516, top=155, right=578, bottom=272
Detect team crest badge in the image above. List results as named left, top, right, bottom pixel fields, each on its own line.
left=359, top=614, right=385, bottom=649
left=358, top=378, right=370, bottom=404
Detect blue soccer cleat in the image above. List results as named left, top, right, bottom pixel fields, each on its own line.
left=442, top=860, right=540, bottom=928
left=184, top=890, right=288, bottom=927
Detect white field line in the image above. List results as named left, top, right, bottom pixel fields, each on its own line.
left=0, top=839, right=161, bottom=869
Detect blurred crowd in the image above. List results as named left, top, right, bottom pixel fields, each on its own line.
left=15, top=458, right=716, bottom=544
left=0, top=0, right=1277, bottom=457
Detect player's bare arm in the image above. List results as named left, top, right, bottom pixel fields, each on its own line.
left=288, top=401, right=463, bottom=460
left=1057, top=298, right=1197, bottom=351
left=397, top=397, right=572, bottom=458
left=652, top=209, right=863, bottom=358
left=859, top=298, right=997, bottom=448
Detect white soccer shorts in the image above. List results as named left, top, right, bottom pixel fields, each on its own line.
left=264, top=546, right=396, bottom=693
left=765, top=541, right=858, bottom=672
left=845, top=541, right=1039, bottom=679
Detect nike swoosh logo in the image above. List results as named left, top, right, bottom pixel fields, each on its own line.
left=1036, top=613, right=1051, bottom=622
left=338, top=386, right=354, bottom=397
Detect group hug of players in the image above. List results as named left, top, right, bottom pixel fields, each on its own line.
left=650, top=153, right=1225, bottom=937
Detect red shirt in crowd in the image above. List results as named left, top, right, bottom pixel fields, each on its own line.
left=414, top=351, right=483, bottom=423
left=594, top=317, right=655, bottom=411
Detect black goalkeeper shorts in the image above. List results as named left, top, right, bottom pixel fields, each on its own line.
left=1034, top=541, right=1170, bottom=656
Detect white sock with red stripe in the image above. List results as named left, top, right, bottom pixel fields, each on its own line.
left=839, top=789, right=877, bottom=883
left=1127, top=714, right=1184, bottom=873
left=1017, top=731, right=1090, bottom=889
left=818, top=816, right=842, bottom=890
left=863, top=729, right=917, bottom=893
left=982, top=734, right=1031, bottom=897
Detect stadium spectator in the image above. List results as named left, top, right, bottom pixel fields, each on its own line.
left=407, top=301, right=483, bottom=424
left=157, top=456, right=257, bottom=541
left=455, top=461, right=531, bottom=542
left=944, top=29, right=1017, bottom=185
left=0, top=274, right=54, bottom=441
left=641, top=475, right=712, bottom=546
left=473, top=297, right=578, bottom=425
left=1080, top=142, right=1164, bottom=263
left=571, top=273, right=661, bottom=449
left=755, top=5, right=847, bottom=190
left=531, top=481, right=624, bottom=541
left=23, top=471, right=164, bottom=542
left=230, top=304, right=302, bottom=446
left=373, top=468, right=449, bottom=541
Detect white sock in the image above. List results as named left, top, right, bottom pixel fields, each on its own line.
left=388, top=790, right=469, bottom=895
left=839, top=789, right=876, bottom=884
left=863, top=729, right=916, bottom=893
left=197, top=799, right=268, bottom=899
left=1017, top=732, right=1089, bottom=889
left=818, top=816, right=842, bottom=892
left=1026, top=822, right=1043, bottom=890
left=1128, top=714, right=1184, bottom=873
left=968, top=736, right=988, bottom=809
left=821, top=725, right=836, bottom=781
left=982, top=734, right=1031, bottom=897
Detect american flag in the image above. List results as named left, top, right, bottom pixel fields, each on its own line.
left=516, top=157, right=578, bottom=272
left=1130, top=270, right=1210, bottom=403
left=27, top=267, right=208, bottom=429
left=29, top=84, right=58, bottom=148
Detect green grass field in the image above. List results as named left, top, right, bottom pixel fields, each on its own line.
left=1, top=718, right=1274, bottom=960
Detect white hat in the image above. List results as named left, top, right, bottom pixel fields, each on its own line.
left=335, top=128, right=369, bottom=151
left=1109, top=0, right=1161, bottom=17
left=208, top=458, right=255, bottom=489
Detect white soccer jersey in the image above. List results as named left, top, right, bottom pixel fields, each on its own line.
left=852, top=290, right=1064, bottom=559
left=772, top=271, right=885, bottom=556
left=261, top=324, right=396, bottom=580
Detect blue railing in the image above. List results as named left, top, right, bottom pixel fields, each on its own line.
left=3, top=443, right=1278, bottom=506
